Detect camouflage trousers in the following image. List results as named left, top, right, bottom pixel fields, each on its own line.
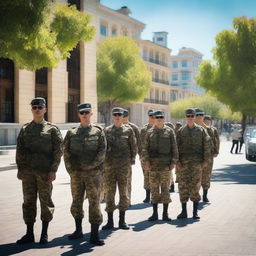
left=149, top=166, right=171, bottom=204
left=70, top=170, right=103, bottom=225
left=201, top=157, right=214, bottom=190
left=104, top=165, right=130, bottom=212
left=178, top=160, right=202, bottom=203
left=175, top=166, right=181, bottom=183
left=127, top=166, right=132, bottom=204
left=169, top=169, right=174, bottom=185
left=21, top=171, right=54, bottom=224
left=141, top=161, right=150, bottom=189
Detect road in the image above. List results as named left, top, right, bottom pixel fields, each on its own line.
left=0, top=141, right=256, bottom=256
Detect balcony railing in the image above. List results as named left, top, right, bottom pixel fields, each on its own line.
left=143, top=57, right=168, bottom=67
left=152, top=78, right=170, bottom=85
left=144, top=98, right=169, bottom=105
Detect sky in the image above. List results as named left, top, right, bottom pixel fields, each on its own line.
left=101, top=0, right=256, bottom=60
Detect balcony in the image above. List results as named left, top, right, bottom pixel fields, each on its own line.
left=152, top=78, right=170, bottom=85
left=144, top=98, right=169, bottom=105
left=143, top=57, right=168, bottom=67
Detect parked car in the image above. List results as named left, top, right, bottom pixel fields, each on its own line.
left=244, top=125, right=256, bottom=162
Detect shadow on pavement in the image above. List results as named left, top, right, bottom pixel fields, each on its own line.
left=212, top=163, right=256, bottom=185
left=0, top=230, right=116, bottom=256
left=129, top=202, right=152, bottom=210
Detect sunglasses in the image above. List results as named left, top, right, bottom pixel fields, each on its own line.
left=196, top=114, right=204, bottom=116
left=155, top=116, right=164, bottom=119
left=79, top=111, right=90, bottom=115
left=32, top=106, right=44, bottom=110
left=186, top=115, right=195, bottom=118
left=113, top=113, right=123, bottom=116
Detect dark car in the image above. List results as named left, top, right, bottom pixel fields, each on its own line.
left=244, top=126, right=256, bottom=162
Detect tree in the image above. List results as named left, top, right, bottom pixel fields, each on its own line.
left=97, top=36, right=151, bottom=125
left=197, top=16, right=256, bottom=130
left=170, top=95, right=241, bottom=121
left=0, top=1, right=95, bottom=70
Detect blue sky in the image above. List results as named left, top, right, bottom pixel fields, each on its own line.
left=101, top=0, right=256, bottom=60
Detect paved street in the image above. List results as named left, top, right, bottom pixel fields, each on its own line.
left=0, top=141, right=256, bottom=256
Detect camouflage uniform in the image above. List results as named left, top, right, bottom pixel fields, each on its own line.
left=174, top=123, right=183, bottom=183
left=176, top=124, right=211, bottom=203
left=201, top=124, right=220, bottom=190
left=104, top=124, right=137, bottom=212
left=63, top=124, right=106, bottom=225
left=142, top=125, right=178, bottom=204
left=16, top=120, right=63, bottom=224
left=140, top=124, right=152, bottom=189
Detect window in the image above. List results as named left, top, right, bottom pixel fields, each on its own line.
left=181, top=72, right=189, bottom=81
left=172, top=74, right=178, bottom=81
left=182, top=83, right=188, bottom=89
left=157, top=37, right=163, bottom=41
left=111, top=28, right=117, bottom=36
left=100, top=24, right=108, bottom=36
left=172, top=61, right=178, bottom=68
left=181, top=60, right=188, bottom=67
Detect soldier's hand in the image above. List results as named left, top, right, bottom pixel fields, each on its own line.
left=48, top=172, right=56, bottom=182
left=201, top=161, right=208, bottom=168
left=17, top=171, right=23, bottom=180
left=176, top=161, right=182, bottom=168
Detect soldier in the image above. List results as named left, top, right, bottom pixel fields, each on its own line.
left=16, top=97, right=63, bottom=244
left=176, top=108, right=211, bottom=219
left=63, top=103, right=106, bottom=246
left=174, top=122, right=183, bottom=184
left=142, top=110, right=178, bottom=221
left=202, top=114, right=220, bottom=202
left=140, top=109, right=155, bottom=203
left=102, top=107, right=136, bottom=230
left=122, top=109, right=140, bottom=205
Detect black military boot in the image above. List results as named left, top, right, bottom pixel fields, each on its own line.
left=16, top=223, right=35, bottom=244
left=68, top=219, right=83, bottom=240
left=148, top=203, right=158, bottom=221
left=39, top=221, right=49, bottom=244
left=169, top=184, right=175, bottom=193
left=102, top=212, right=114, bottom=230
left=162, top=204, right=172, bottom=221
left=193, top=202, right=200, bottom=219
left=177, top=203, right=187, bottom=219
left=90, top=224, right=105, bottom=246
left=203, top=189, right=209, bottom=202
left=119, top=211, right=129, bottom=230
left=143, top=189, right=151, bottom=203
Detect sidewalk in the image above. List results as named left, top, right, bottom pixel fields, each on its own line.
left=0, top=141, right=256, bottom=256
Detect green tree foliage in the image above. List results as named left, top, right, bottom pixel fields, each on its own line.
left=170, top=95, right=241, bottom=121
left=197, top=16, right=256, bottom=127
left=0, top=1, right=95, bottom=70
left=97, top=36, right=151, bottom=124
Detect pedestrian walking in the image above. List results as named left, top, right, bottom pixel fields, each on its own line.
left=16, top=97, right=63, bottom=244
left=176, top=108, right=211, bottom=219
left=140, top=109, right=155, bottom=203
left=230, top=125, right=240, bottom=154
left=63, top=103, right=106, bottom=246
left=142, top=110, right=178, bottom=222
left=102, top=107, right=137, bottom=230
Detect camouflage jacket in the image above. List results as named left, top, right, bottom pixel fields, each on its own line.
left=140, top=124, right=152, bottom=144
left=127, top=122, right=142, bottom=157
left=176, top=123, right=211, bottom=162
left=212, top=126, right=220, bottom=155
left=142, top=125, right=178, bottom=166
left=63, top=124, right=106, bottom=173
left=104, top=124, right=137, bottom=166
left=16, top=120, right=63, bottom=173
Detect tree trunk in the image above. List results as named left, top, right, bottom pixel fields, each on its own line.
left=241, top=113, right=247, bottom=133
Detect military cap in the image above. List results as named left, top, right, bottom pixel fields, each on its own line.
left=123, top=109, right=129, bottom=117
left=148, top=109, right=154, bottom=116
left=195, top=108, right=205, bottom=115
left=112, top=107, right=124, bottom=115
left=30, top=97, right=46, bottom=105
left=204, top=115, right=212, bottom=121
left=153, top=110, right=165, bottom=117
left=185, top=108, right=196, bottom=115
left=77, top=103, right=92, bottom=111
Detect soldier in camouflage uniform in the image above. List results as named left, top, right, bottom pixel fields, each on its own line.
left=102, top=107, right=137, bottom=230
left=63, top=103, right=106, bottom=246
left=140, top=109, right=155, bottom=203
left=174, top=122, right=183, bottom=184
left=16, top=97, right=63, bottom=245
left=176, top=108, right=211, bottom=219
left=202, top=114, right=220, bottom=202
left=142, top=110, right=178, bottom=221
left=122, top=109, right=140, bottom=205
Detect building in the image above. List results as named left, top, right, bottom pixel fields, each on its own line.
left=170, top=47, right=204, bottom=97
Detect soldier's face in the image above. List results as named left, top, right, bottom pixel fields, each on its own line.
left=186, top=114, right=195, bottom=125
left=155, top=116, right=164, bottom=125
left=78, top=110, right=92, bottom=122
left=112, top=113, right=123, bottom=124
left=31, top=104, right=46, bottom=117
left=195, top=114, right=204, bottom=123
left=204, top=120, right=211, bottom=126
